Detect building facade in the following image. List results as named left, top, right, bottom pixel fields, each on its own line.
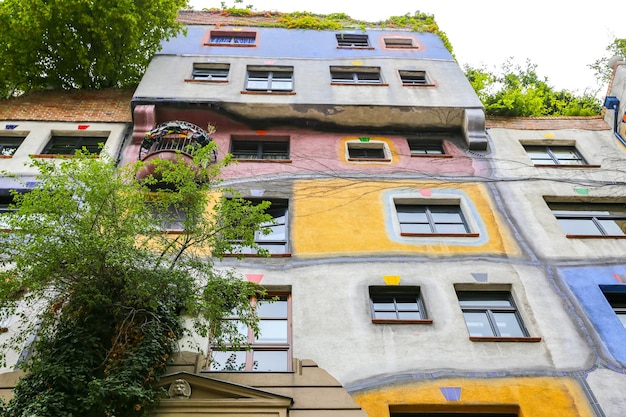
left=2, top=10, right=626, bottom=417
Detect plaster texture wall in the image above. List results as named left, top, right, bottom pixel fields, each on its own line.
left=586, top=369, right=626, bottom=417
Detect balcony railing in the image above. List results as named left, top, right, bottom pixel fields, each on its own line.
left=138, top=121, right=216, bottom=162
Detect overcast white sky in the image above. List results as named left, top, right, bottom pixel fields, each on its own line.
left=188, top=0, right=626, bottom=95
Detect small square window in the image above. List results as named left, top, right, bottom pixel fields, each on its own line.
left=330, top=66, right=383, bottom=85
left=207, top=30, right=256, bottom=46
left=191, top=63, right=230, bottom=81
left=42, top=136, right=103, bottom=155
left=399, top=70, right=430, bottom=86
left=548, top=202, right=626, bottom=237
left=395, top=202, right=471, bottom=235
left=603, top=291, right=626, bottom=328
left=384, top=37, right=416, bottom=49
left=231, top=137, right=290, bottom=160
left=245, top=66, right=293, bottom=92
left=228, top=200, right=289, bottom=256
left=347, top=142, right=390, bottom=161
left=457, top=291, right=528, bottom=338
left=210, top=293, right=291, bottom=372
left=369, top=286, right=429, bottom=323
left=523, top=145, right=586, bottom=166
left=336, top=33, right=370, bottom=48
left=0, top=136, right=25, bottom=156
left=407, top=139, right=445, bottom=156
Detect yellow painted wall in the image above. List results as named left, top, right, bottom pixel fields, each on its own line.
left=353, top=377, right=595, bottom=417
left=292, top=179, right=520, bottom=257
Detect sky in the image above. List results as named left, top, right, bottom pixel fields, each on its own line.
left=188, top=0, right=626, bottom=95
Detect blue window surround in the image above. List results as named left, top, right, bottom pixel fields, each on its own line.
left=561, top=266, right=626, bottom=365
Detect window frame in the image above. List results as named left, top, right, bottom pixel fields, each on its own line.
left=244, top=66, right=294, bottom=93
left=209, top=293, right=292, bottom=372
left=230, top=137, right=290, bottom=162
left=335, top=33, right=372, bottom=49
left=548, top=201, right=626, bottom=238
left=0, top=136, right=25, bottom=157
left=602, top=290, right=626, bottom=329
left=407, top=139, right=449, bottom=157
left=38, top=134, right=106, bottom=156
left=330, top=66, right=385, bottom=86
left=523, top=144, right=595, bottom=167
left=369, top=286, right=431, bottom=324
left=206, top=30, right=257, bottom=47
left=188, top=63, right=230, bottom=82
left=383, top=37, right=419, bottom=49
left=394, top=201, right=477, bottom=237
left=399, top=70, right=433, bottom=86
left=457, top=291, right=539, bottom=342
left=346, top=141, right=391, bottom=162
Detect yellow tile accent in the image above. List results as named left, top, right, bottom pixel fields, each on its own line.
left=383, top=276, right=401, bottom=285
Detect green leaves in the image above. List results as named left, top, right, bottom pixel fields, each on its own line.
left=0, top=0, right=187, bottom=96
left=0, top=145, right=272, bottom=416
left=465, top=59, right=601, bottom=117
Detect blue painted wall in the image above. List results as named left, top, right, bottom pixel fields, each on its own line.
left=560, top=265, right=626, bottom=364
left=159, top=27, right=454, bottom=61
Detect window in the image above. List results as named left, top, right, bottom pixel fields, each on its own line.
left=42, top=136, right=103, bottom=155
left=0, top=136, right=24, bottom=156
left=151, top=202, right=186, bottom=232
left=395, top=203, right=471, bottom=235
left=347, top=142, right=389, bottom=161
left=369, top=286, right=430, bottom=323
left=603, top=291, right=626, bottom=328
left=523, top=145, right=586, bottom=165
left=384, top=37, right=417, bottom=48
left=190, top=63, right=230, bottom=81
left=457, top=291, right=528, bottom=338
left=231, top=138, right=289, bottom=160
left=336, top=33, right=370, bottom=48
left=548, top=202, right=626, bottom=237
left=399, top=70, right=430, bottom=86
left=330, top=66, right=383, bottom=85
left=0, top=194, right=15, bottom=214
left=210, top=293, right=291, bottom=372
left=245, top=66, right=293, bottom=92
left=247, top=201, right=288, bottom=255
left=407, top=139, right=445, bottom=156
left=207, top=30, right=256, bottom=46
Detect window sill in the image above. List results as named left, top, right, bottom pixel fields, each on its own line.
left=30, top=154, right=99, bottom=159
left=331, top=83, right=389, bottom=87
left=234, top=159, right=292, bottom=163
left=0, top=155, right=13, bottom=159
left=400, top=232, right=480, bottom=238
left=565, top=234, right=626, bottom=239
left=372, top=319, right=433, bottom=324
left=240, top=91, right=296, bottom=95
left=469, top=336, right=542, bottom=342
left=348, top=158, right=392, bottom=162
left=386, top=46, right=420, bottom=50
left=402, top=83, right=436, bottom=87
left=336, top=46, right=375, bottom=50
left=184, top=79, right=229, bottom=83
left=410, top=154, right=452, bottom=158
left=533, top=164, right=601, bottom=168
left=204, top=43, right=256, bottom=47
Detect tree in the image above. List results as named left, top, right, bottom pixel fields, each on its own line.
left=0, top=0, right=188, bottom=98
left=590, top=38, right=626, bottom=86
left=0, top=142, right=273, bottom=416
left=465, top=59, right=601, bottom=117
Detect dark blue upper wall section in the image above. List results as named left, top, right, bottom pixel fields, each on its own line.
left=158, top=26, right=454, bottom=61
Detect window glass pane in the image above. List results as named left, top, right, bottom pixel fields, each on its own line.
left=256, top=320, right=288, bottom=343
left=257, top=224, right=286, bottom=241
left=434, top=223, right=469, bottom=234
left=492, top=312, right=525, bottom=337
left=252, top=350, right=288, bottom=372
left=256, top=299, right=288, bottom=317
left=372, top=300, right=396, bottom=310
left=617, top=314, right=626, bottom=329
left=458, top=293, right=512, bottom=308
left=557, top=218, right=602, bottom=235
left=463, top=312, right=493, bottom=336
left=397, top=311, right=423, bottom=319
left=429, top=206, right=462, bottom=222
left=396, top=206, right=427, bottom=221
left=373, top=311, right=398, bottom=319
left=598, top=219, right=626, bottom=236
left=262, top=142, right=289, bottom=159
left=247, top=80, right=269, bottom=90
left=399, top=223, right=432, bottom=234
left=211, top=351, right=247, bottom=371
left=256, top=242, right=288, bottom=254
